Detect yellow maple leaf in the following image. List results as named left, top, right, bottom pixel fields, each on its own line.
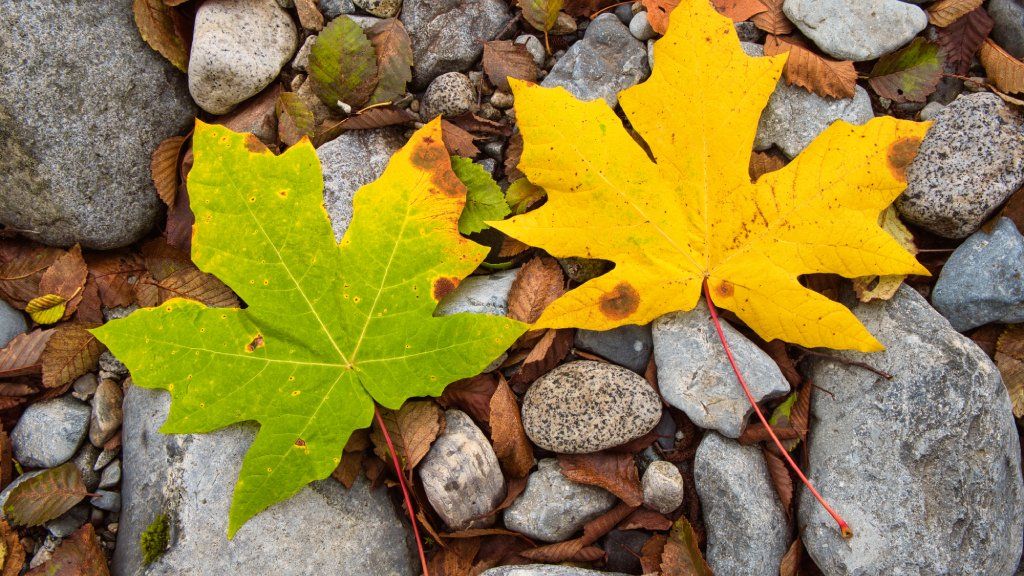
left=492, top=0, right=930, bottom=352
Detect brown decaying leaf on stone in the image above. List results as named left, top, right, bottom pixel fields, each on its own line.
left=711, top=0, right=767, bottom=22
left=4, top=463, right=89, bottom=527
left=38, top=245, right=88, bottom=321
left=313, top=106, right=417, bottom=147
left=507, top=255, right=565, bottom=324
left=748, top=149, right=788, bottom=182
left=439, top=373, right=499, bottom=427
left=441, top=121, right=480, bottom=157
left=562, top=0, right=618, bottom=17
left=764, top=35, right=857, bottom=99
left=763, top=445, right=795, bottom=514
left=508, top=328, right=573, bottom=389
left=135, top=266, right=239, bottom=309
left=132, top=0, right=189, bottom=72
left=0, top=519, right=24, bottom=576
left=151, top=135, right=188, bottom=207
left=642, top=0, right=682, bottom=34
left=980, top=39, right=1024, bottom=94
left=0, top=247, right=64, bottom=309
left=927, top=0, right=984, bottom=27
left=25, top=523, right=109, bottom=576
left=0, top=329, right=53, bottom=379
left=751, top=0, right=793, bottom=35
left=367, top=19, right=414, bottom=104
left=489, top=378, right=535, bottom=478
left=995, top=325, right=1024, bottom=417
left=518, top=502, right=636, bottom=563
left=779, top=537, right=803, bottom=576
left=558, top=452, right=643, bottom=506
left=40, top=323, right=105, bottom=390
left=276, top=92, right=315, bottom=147
left=660, top=516, right=712, bottom=576
left=619, top=507, right=674, bottom=531
left=370, top=400, right=446, bottom=471
left=483, top=41, right=540, bottom=92
left=640, top=533, right=668, bottom=574
left=937, top=8, right=994, bottom=76
left=85, top=252, right=144, bottom=309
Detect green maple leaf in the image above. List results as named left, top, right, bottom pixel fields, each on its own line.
left=93, top=120, right=526, bottom=537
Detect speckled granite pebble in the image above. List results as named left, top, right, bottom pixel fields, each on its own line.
left=521, top=361, right=661, bottom=453
left=353, top=0, right=401, bottom=17
left=503, top=459, right=617, bottom=542
left=896, top=93, right=1024, bottom=238
left=188, top=0, right=298, bottom=114
left=421, top=72, right=476, bottom=120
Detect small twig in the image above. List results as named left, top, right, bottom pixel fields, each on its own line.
left=374, top=405, right=431, bottom=576
left=795, top=346, right=893, bottom=380
left=703, top=281, right=853, bottom=539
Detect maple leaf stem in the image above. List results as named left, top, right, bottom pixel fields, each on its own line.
left=374, top=404, right=432, bottom=575
left=701, top=281, right=853, bottom=540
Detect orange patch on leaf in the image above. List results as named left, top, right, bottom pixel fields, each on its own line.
left=432, top=277, right=459, bottom=301
left=886, top=137, right=922, bottom=182
left=246, top=335, right=265, bottom=352
left=599, top=282, right=640, bottom=319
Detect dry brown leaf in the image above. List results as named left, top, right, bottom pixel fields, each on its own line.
left=136, top=267, right=239, bottom=308
left=640, top=533, right=668, bottom=574
left=489, top=379, right=534, bottom=478
left=25, top=523, right=108, bottom=576
left=38, top=245, right=88, bottom=320
left=132, top=0, right=189, bottom=71
left=765, top=35, right=857, bottom=99
left=140, top=237, right=192, bottom=282
left=441, top=120, right=480, bottom=157
left=996, top=324, right=1024, bottom=417
left=4, top=463, right=88, bottom=527
left=40, top=323, right=104, bottom=390
left=563, top=0, right=619, bottom=17
left=927, top=0, right=984, bottom=27
left=313, top=106, right=417, bottom=146
left=0, top=247, right=64, bottom=308
left=660, top=516, right=712, bottom=576
left=0, top=431, right=11, bottom=491
left=712, top=0, right=767, bottom=22
left=429, top=537, right=481, bottom=576
left=558, top=452, right=643, bottom=507
left=439, top=373, right=499, bottom=426
left=276, top=92, right=315, bottom=147
left=763, top=446, right=794, bottom=513
left=642, top=0, right=681, bottom=34
left=504, top=132, right=525, bottom=181
left=0, top=329, right=53, bottom=378
left=779, top=537, right=803, bottom=576
left=219, top=84, right=282, bottom=145
left=86, top=252, right=144, bottom=309
left=748, top=148, right=788, bottom=181
left=295, top=0, right=324, bottom=30
left=507, top=255, right=565, bottom=324
left=331, top=450, right=363, bottom=488
left=937, top=7, right=994, bottom=76
left=508, top=328, right=573, bottom=389
left=483, top=41, right=540, bottom=91
left=165, top=181, right=195, bottom=251
left=448, top=113, right=513, bottom=139
left=618, top=507, right=673, bottom=531
left=980, top=38, right=1024, bottom=94
left=151, top=135, right=188, bottom=207
left=498, top=237, right=531, bottom=259
left=367, top=18, right=414, bottom=104
left=996, top=186, right=1024, bottom=233
left=751, top=0, right=793, bottom=35
left=370, top=400, right=445, bottom=470
left=0, top=519, right=23, bottom=576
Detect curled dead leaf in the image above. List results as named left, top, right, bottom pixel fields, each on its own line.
left=41, top=323, right=105, bottom=390
left=927, top=0, right=984, bottom=27
left=764, top=35, right=857, bottom=99
left=151, top=135, right=188, bottom=207
left=483, top=41, right=540, bottom=92
left=370, top=400, right=446, bottom=471
left=980, top=38, right=1024, bottom=94
left=0, top=329, right=53, bottom=379
left=558, top=452, right=643, bottom=506
left=489, top=379, right=535, bottom=478
left=4, top=463, right=88, bottom=527
left=995, top=325, right=1024, bottom=417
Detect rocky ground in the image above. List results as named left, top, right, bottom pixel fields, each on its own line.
left=1, top=0, right=1024, bottom=575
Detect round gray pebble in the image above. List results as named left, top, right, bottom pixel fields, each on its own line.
left=11, top=395, right=91, bottom=469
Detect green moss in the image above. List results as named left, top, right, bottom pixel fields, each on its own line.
left=140, top=514, right=169, bottom=565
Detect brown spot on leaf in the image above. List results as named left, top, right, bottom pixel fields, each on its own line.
left=431, top=167, right=464, bottom=197
left=245, top=134, right=269, bottom=153
left=599, top=282, right=640, bottom=319
left=295, top=438, right=306, bottom=447
left=715, top=280, right=734, bottom=298
left=410, top=139, right=446, bottom=170
left=246, top=334, right=264, bottom=352
left=432, top=277, right=459, bottom=301
left=886, top=137, right=922, bottom=182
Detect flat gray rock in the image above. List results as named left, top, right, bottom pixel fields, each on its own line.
left=754, top=82, right=873, bottom=159
left=574, top=324, right=653, bottom=374
left=521, top=361, right=662, bottom=453
left=932, top=218, right=1024, bottom=331
left=801, top=286, right=1024, bottom=575
left=542, top=14, right=650, bottom=108
left=653, top=303, right=790, bottom=439
left=188, top=0, right=297, bottom=114
left=783, top=0, right=927, bottom=61
left=503, top=459, right=618, bottom=542
left=0, top=0, right=194, bottom=249
left=419, top=409, right=505, bottom=531
left=113, top=384, right=415, bottom=576
left=991, top=0, right=1024, bottom=60
left=0, top=300, right=25, bottom=348
left=402, top=0, right=512, bottom=88
left=896, top=93, right=1024, bottom=238
left=480, top=566, right=629, bottom=576
left=641, top=460, right=684, bottom=514
left=316, top=128, right=406, bottom=241
left=436, top=269, right=519, bottom=317
left=694, top=433, right=789, bottom=576
left=11, top=395, right=91, bottom=469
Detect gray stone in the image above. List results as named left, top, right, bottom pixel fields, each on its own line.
left=98, top=350, right=129, bottom=380
left=0, top=470, right=43, bottom=516
left=652, top=303, right=790, bottom=438
left=316, top=128, right=406, bottom=241
left=113, top=384, right=415, bottom=576
left=896, top=93, right=1024, bottom=238
left=99, top=459, right=121, bottom=489
left=515, top=35, right=546, bottom=68
left=801, top=286, right=1023, bottom=575
left=0, top=0, right=194, bottom=249
left=419, top=410, right=505, bottom=531
left=490, top=90, right=514, bottom=109
left=735, top=21, right=765, bottom=43
left=932, top=218, right=1024, bottom=331
left=72, top=373, right=99, bottom=401
left=695, top=433, right=789, bottom=576
left=641, top=460, right=684, bottom=514
left=991, top=0, right=1024, bottom=60
left=421, top=72, right=476, bottom=120
left=0, top=300, right=25, bottom=348
left=542, top=14, right=650, bottom=107
left=95, top=447, right=120, bottom=471
left=436, top=269, right=519, bottom=317
left=291, top=34, right=316, bottom=72
left=402, top=0, right=512, bottom=88
left=11, top=395, right=91, bottom=468
left=354, top=0, right=401, bottom=17
left=503, top=459, right=618, bottom=542
left=604, top=529, right=652, bottom=574
left=550, top=12, right=578, bottom=36
left=321, top=0, right=356, bottom=18
left=919, top=100, right=945, bottom=121
left=783, top=0, right=927, bottom=61
left=46, top=504, right=90, bottom=538
left=629, top=11, right=657, bottom=41
left=90, top=378, right=123, bottom=447
left=574, top=324, right=653, bottom=374
left=481, top=566, right=629, bottom=576
left=521, top=361, right=662, bottom=453
left=188, top=0, right=298, bottom=114
left=754, top=82, right=874, bottom=158
left=91, top=489, right=121, bottom=513
left=71, top=443, right=102, bottom=491
left=614, top=4, right=635, bottom=25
